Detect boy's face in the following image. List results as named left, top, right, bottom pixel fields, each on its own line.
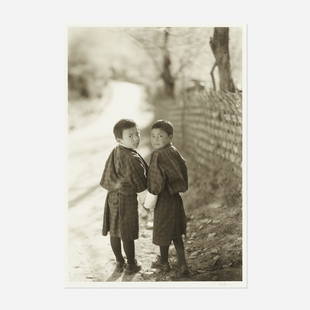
left=117, top=126, right=140, bottom=149
left=150, top=128, right=172, bottom=150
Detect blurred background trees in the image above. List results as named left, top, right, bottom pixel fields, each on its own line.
left=68, top=27, right=242, bottom=103
left=126, top=27, right=211, bottom=100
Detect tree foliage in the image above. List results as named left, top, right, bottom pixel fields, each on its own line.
left=126, top=27, right=210, bottom=98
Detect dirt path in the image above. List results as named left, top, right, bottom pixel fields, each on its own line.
left=67, top=81, right=157, bottom=283
left=67, top=81, right=242, bottom=284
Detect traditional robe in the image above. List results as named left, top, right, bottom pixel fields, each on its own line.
left=100, top=145, right=148, bottom=240
left=147, top=143, right=188, bottom=246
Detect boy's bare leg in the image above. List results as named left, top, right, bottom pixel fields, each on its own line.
left=123, top=240, right=141, bottom=274
left=110, top=236, right=125, bottom=263
left=150, top=245, right=170, bottom=271
left=173, top=237, right=188, bottom=269
left=160, top=245, right=169, bottom=264
left=122, top=240, right=135, bottom=264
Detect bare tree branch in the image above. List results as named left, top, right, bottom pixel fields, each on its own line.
left=173, top=33, right=209, bottom=78
left=126, top=31, right=163, bottom=74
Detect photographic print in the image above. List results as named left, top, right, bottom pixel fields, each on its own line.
left=67, top=26, right=245, bottom=287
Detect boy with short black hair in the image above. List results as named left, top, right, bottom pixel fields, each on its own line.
left=144, top=119, right=190, bottom=276
left=100, top=119, right=148, bottom=274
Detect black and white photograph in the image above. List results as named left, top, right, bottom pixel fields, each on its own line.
left=67, top=26, right=245, bottom=286
left=2, top=0, right=310, bottom=308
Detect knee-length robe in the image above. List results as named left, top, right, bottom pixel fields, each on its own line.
left=147, top=143, right=188, bottom=246
left=100, top=145, right=147, bottom=241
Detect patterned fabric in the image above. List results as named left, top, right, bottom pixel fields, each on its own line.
left=147, top=143, right=188, bottom=246
left=100, top=145, right=148, bottom=240
left=100, top=145, right=148, bottom=194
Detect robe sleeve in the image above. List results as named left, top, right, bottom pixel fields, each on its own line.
left=147, top=151, right=166, bottom=195
left=177, top=155, right=188, bottom=192
left=157, top=149, right=188, bottom=194
left=99, top=150, right=121, bottom=191
left=127, top=154, right=147, bottom=193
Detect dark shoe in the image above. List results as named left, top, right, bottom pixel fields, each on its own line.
left=151, top=256, right=171, bottom=272
left=125, top=260, right=141, bottom=275
left=177, top=264, right=190, bottom=277
left=115, top=260, right=125, bottom=273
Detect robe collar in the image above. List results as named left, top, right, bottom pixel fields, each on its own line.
left=118, top=144, right=138, bottom=153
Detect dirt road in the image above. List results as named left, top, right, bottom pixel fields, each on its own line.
left=67, top=81, right=243, bottom=285
left=67, top=81, right=157, bottom=283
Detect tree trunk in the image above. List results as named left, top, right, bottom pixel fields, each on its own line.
left=161, top=28, right=175, bottom=98
left=210, top=27, right=236, bottom=92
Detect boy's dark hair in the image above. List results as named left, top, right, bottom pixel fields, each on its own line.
left=113, top=119, right=137, bottom=139
left=152, top=120, right=173, bottom=136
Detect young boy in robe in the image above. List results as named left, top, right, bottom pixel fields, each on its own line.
left=144, top=120, right=190, bottom=276
left=100, top=119, right=148, bottom=275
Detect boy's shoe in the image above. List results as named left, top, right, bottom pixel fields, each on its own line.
left=115, top=260, right=125, bottom=273
left=124, top=260, right=141, bottom=275
left=151, top=256, right=171, bottom=272
left=176, top=264, right=190, bottom=277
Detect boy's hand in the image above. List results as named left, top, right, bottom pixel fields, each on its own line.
left=137, top=189, right=147, bottom=205
left=144, top=192, right=158, bottom=211
left=140, top=203, right=149, bottom=219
